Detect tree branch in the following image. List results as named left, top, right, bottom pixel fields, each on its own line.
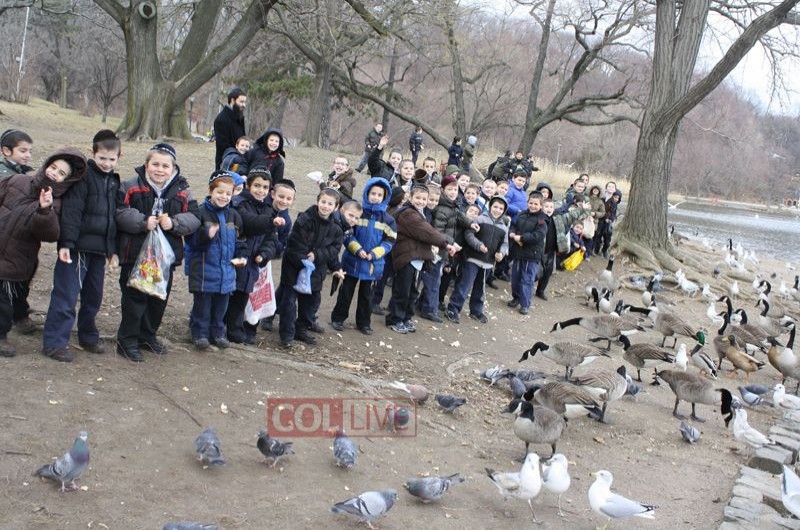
left=343, top=0, right=390, bottom=37
left=170, top=0, right=223, bottom=80
left=93, top=0, right=125, bottom=26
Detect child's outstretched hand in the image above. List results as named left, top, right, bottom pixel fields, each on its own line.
left=208, top=224, right=219, bottom=239
left=333, top=269, right=345, bottom=280
left=39, top=187, right=53, bottom=209
left=378, top=135, right=389, bottom=149
left=471, top=223, right=480, bottom=232
left=146, top=216, right=159, bottom=231
left=273, top=217, right=285, bottom=227
left=58, top=248, right=72, bottom=264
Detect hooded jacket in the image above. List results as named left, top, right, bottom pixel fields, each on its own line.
left=214, top=105, right=246, bottom=169
left=535, top=182, right=554, bottom=201
left=279, top=205, right=343, bottom=291
left=116, top=164, right=200, bottom=266
left=464, top=197, right=509, bottom=267
left=0, top=147, right=87, bottom=281
left=232, top=189, right=278, bottom=293
left=342, top=178, right=396, bottom=281
left=321, top=168, right=357, bottom=200
left=220, top=146, right=248, bottom=174
left=243, top=128, right=285, bottom=183
left=58, top=159, right=120, bottom=257
left=553, top=205, right=591, bottom=253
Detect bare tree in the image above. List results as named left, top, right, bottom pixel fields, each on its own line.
left=615, top=0, right=800, bottom=270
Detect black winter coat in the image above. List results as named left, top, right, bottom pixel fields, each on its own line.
left=116, top=166, right=200, bottom=265
left=232, top=190, right=278, bottom=292
left=367, top=147, right=397, bottom=182
left=58, top=159, right=119, bottom=256
left=214, top=105, right=246, bottom=169
left=243, top=128, right=285, bottom=183
left=509, top=210, right=547, bottom=262
left=464, top=212, right=509, bottom=265
left=279, top=205, right=343, bottom=292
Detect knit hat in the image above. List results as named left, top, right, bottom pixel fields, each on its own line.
left=444, top=164, right=460, bottom=177
left=441, top=174, right=458, bottom=189
left=512, top=167, right=527, bottom=177
left=248, top=167, right=272, bottom=182
left=227, top=87, right=246, bottom=102
left=280, top=178, right=297, bottom=190
left=413, top=168, right=428, bottom=184
left=150, top=143, right=176, bottom=160
left=227, top=171, right=246, bottom=187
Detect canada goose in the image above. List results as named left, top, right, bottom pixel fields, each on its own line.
left=791, top=276, right=800, bottom=303
left=626, top=305, right=705, bottom=348
left=773, top=384, right=800, bottom=410
left=757, top=282, right=795, bottom=318
left=592, top=288, right=614, bottom=314
left=767, top=324, right=799, bottom=393
left=618, top=335, right=674, bottom=383
left=669, top=225, right=686, bottom=245
left=519, top=341, right=611, bottom=381
left=597, top=258, right=620, bottom=292
left=718, top=312, right=767, bottom=355
left=756, top=299, right=795, bottom=331
left=551, top=316, right=644, bottom=350
left=689, top=344, right=717, bottom=379
left=571, top=365, right=628, bottom=423
left=642, top=277, right=656, bottom=307
left=730, top=309, right=772, bottom=343
left=502, top=399, right=566, bottom=459
left=655, top=369, right=733, bottom=423
left=523, top=383, right=603, bottom=420
left=486, top=453, right=542, bottom=524
left=715, top=334, right=764, bottom=380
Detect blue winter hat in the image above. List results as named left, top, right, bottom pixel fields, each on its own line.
left=227, top=171, right=246, bottom=187
left=150, top=142, right=177, bottom=160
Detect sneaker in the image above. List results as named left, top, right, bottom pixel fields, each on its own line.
left=602, top=251, right=609, bottom=259
left=496, top=272, right=511, bottom=282
left=79, top=341, right=106, bottom=354
left=330, top=321, right=345, bottom=332
left=419, top=312, right=443, bottom=323
left=358, top=326, right=373, bottom=336
left=43, top=347, right=73, bottom=363
left=389, top=322, right=408, bottom=334
left=14, top=317, right=38, bottom=335
left=280, top=339, right=294, bottom=348
left=438, top=302, right=447, bottom=312
left=295, top=330, right=317, bottom=345
left=117, top=342, right=144, bottom=362
left=372, top=304, right=385, bottom=316
left=243, top=336, right=256, bottom=345
left=470, top=313, right=488, bottom=324
left=404, top=320, right=416, bottom=333
left=211, top=337, right=230, bottom=349
left=193, top=338, right=211, bottom=350
left=260, top=318, right=274, bottom=331
left=536, top=292, right=548, bottom=301
left=446, top=309, right=460, bottom=324
left=308, top=321, right=325, bottom=334
left=506, top=298, right=520, bottom=308
left=0, top=339, right=16, bottom=357
left=519, top=307, right=529, bottom=315
left=140, top=338, right=167, bottom=355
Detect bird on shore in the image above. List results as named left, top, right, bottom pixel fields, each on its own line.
left=256, top=429, right=294, bottom=468
left=773, top=384, right=800, bottom=410
left=479, top=366, right=510, bottom=386
left=502, top=399, right=565, bottom=459
left=525, top=383, right=603, bottom=421
left=588, top=470, right=657, bottom=527
left=162, top=523, right=218, bottom=530
left=389, top=381, right=431, bottom=404
left=679, top=421, right=701, bottom=444
left=333, top=428, right=357, bottom=469
left=551, top=315, right=644, bottom=350
left=486, top=453, right=543, bottom=524
left=519, top=340, right=610, bottom=381
left=782, top=465, right=800, bottom=519
left=738, top=385, right=774, bottom=408
left=194, top=427, right=224, bottom=466
left=570, top=366, right=628, bottom=423
left=714, top=334, right=764, bottom=381
left=767, top=325, right=799, bottom=393
left=404, top=473, right=464, bottom=502
left=330, top=489, right=397, bottom=530
left=675, top=344, right=688, bottom=371
left=541, top=453, right=571, bottom=517
left=435, top=394, right=467, bottom=413
left=619, top=335, right=674, bottom=383
left=730, top=404, right=775, bottom=449
left=655, top=370, right=733, bottom=423
left=690, top=344, right=718, bottom=379
left=625, top=304, right=705, bottom=348
left=34, top=431, right=90, bottom=492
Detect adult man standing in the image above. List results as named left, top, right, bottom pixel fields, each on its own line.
left=355, top=123, right=384, bottom=173
left=213, top=87, right=247, bottom=169
left=409, top=127, right=424, bottom=166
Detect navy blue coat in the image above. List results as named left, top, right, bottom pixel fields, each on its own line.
left=232, top=189, right=278, bottom=292
left=186, top=198, right=246, bottom=294
left=510, top=209, right=547, bottom=262
left=279, top=205, right=343, bottom=291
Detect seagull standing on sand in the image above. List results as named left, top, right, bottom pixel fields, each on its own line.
left=486, top=452, right=543, bottom=523
left=541, top=453, right=571, bottom=517
left=588, top=470, right=657, bottom=528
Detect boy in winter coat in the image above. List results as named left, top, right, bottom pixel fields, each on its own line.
left=462, top=135, right=477, bottom=171
left=0, top=147, right=87, bottom=358
left=409, top=127, right=424, bottom=166
left=42, top=130, right=121, bottom=362
left=330, top=178, right=396, bottom=335
left=220, top=136, right=251, bottom=174
left=421, top=157, right=440, bottom=184
left=446, top=196, right=509, bottom=323
left=368, top=135, right=403, bottom=182
left=447, top=137, right=463, bottom=167
left=505, top=169, right=529, bottom=221
left=278, top=188, right=345, bottom=348
left=116, top=144, right=200, bottom=362
left=187, top=172, right=247, bottom=350
left=243, top=128, right=285, bottom=183
left=225, top=168, right=281, bottom=344
left=0, top=129, right=34, bottom=180
left=507, top=191, right=547, bottom=315
left=386, top=185, right=454, bottom=334
left=321, top=156, right=357, bottom=200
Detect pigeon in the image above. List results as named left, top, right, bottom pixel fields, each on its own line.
left=480, top=366, right=510, bottom=385
left=542, top=453, right=571, bottom=517
left=194, top=427, right=225, bottom=466
left=623, top=373, right=645, bottom=399
left=333, top=428, right=357, bottom=469
left=486, top=452, right=543, bottom=523
left=34, top=431, right=90, bottom=492
left=256, top=429, right=294, bottom=467
left=731, top=407, right=776, bottom=449
left=386, top=406, right=411, bottom=432
left=506, top=375, right=527, bottom=399
left=161, top=521, right=219, bottom=530
left=511, top=369, right=547, bottom=382
left=589, top=470, right=657, bottom=523
left=435, top=394, right=467, bottom=413
left=388, top=381, right=431, bottom=404
left=739, top=386, right=773, bottom=408
left=330, top=489, right=397, bottom=529
left=679, top=421, right=701, bottom=444
left=782, top=465, right=800, bottom=519
left=404, top=473, right=464, bottom=502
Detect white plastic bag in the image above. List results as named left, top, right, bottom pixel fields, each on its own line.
left=127, top=227, right=176, bottom=300
left=245, top=261, right=276, bottom=325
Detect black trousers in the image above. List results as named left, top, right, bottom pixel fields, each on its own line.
left=12, top=279, right=30, bottom=323
left=536, top=252, right=555, bottom=295
left=278, top=287, right=320, bottom=342
left=225, top=290, right=259, bottom=342
left=117, top=264, right=173, bottom=347
left=386, top=264, right=419, bottom=325
left=0, top=280, right=26, bottom=340
left=331, top=275, right=373, bottom=329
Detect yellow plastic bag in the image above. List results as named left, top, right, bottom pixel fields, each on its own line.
left=562, top=249, right=584, bottom=271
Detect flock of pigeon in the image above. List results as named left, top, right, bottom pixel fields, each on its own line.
left=32, top=240, right=800, bottom=529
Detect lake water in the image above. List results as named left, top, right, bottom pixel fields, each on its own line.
left=666, top=203, right=800, bottom=262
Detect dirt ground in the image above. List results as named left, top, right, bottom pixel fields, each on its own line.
left=1, top=100, right=798, bottom=529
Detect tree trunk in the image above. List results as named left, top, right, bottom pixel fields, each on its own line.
left=518, top=0, right=556, bottom=154
left=59, top=67, right=68, bottom=108
left=302, top=62, right=332, bottom=148
left=271, top=96, right=288, bottom=130
left=446, top=20, right=466, bottom=138
left=381, top=36, right=399, bottom=133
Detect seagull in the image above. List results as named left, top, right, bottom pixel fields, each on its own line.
left=731, top=406, right=775, bottom=449
left=782, top=465, right=800, bottom=519
left=486, top=453, right=542, bottom=523
left=675, top=344, right=688, bottom=371
left=728, top=280, right=740, bottom=299
left=706, top=303, right=724, bottom=326
left=679, top=421, right=701, bottom=444
left=588, top=470, right=657, bottom=527
left=541, top=453, right=571, bottom=517
left=702, top=284, right=715, bottom=300
left=774, top=384, right=800, bottom=410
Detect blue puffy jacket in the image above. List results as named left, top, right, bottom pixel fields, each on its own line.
left=341, top=178, right=397, bottom=281
left=186, top=197, right=247, bottom=294
left=505, top=184, right=528, bottom=221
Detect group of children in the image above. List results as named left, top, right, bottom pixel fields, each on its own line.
left=0, top=125, right=622, bottom=361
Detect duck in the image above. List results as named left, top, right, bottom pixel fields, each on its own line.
left=722, top=310, right=769, bottom=353
left=502, top=399, right=566, bottom=459
left=570, top=365, right=628, bottom=423
left=519, top=341, right=611, bottom=381
left=714, top=334, right=764, bottom=381
left=773, top=383, right=800, bottom=410
left=619, top=335, right=674, bottom=383
left=523, top=383, right=603, bottom=420
left=626, top=303, right=705, bottom=348
left=655, top=369, right=733, bottom=423
left=551, top=315, right=644, bottom=350
left=767, top=324, right=799, bottom=393
left=689, top=344, right=718, bottom=379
